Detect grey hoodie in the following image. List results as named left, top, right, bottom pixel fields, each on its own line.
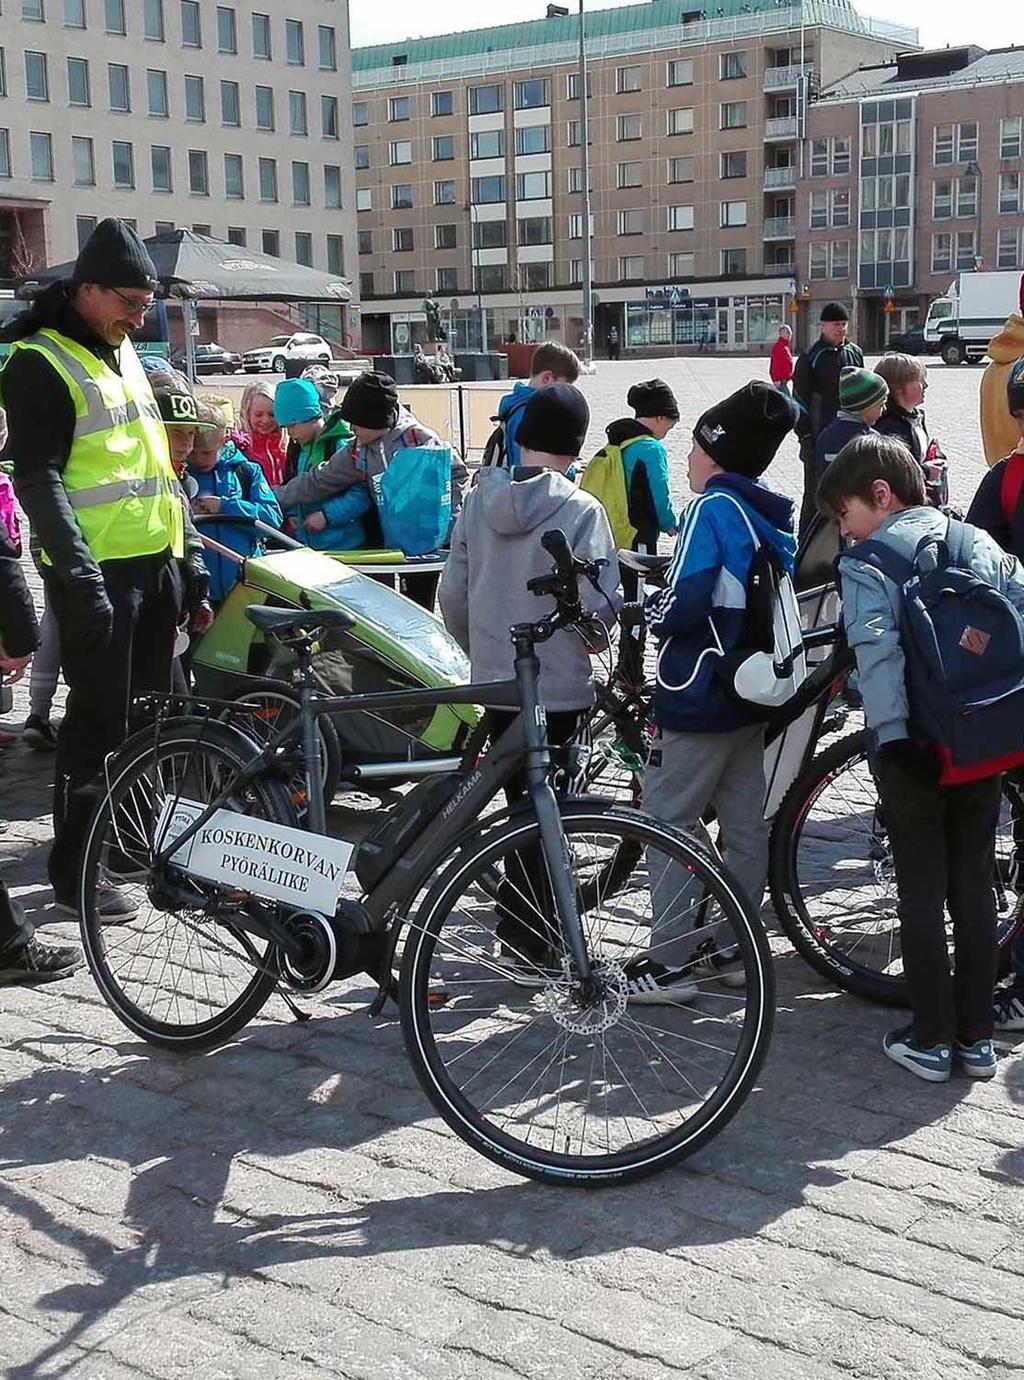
left=840, top=506, right=1024, bottom=746
left=438, top=467, right=620, bottom=710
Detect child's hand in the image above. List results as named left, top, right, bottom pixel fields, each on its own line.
left=191, top=601, right=215, bottom=635
left=194, top=495, right=221, bottom=515
left=303, top=511, right=327, bottom=533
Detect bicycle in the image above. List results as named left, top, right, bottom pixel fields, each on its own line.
left=79, top=532, right=774, bottom=1187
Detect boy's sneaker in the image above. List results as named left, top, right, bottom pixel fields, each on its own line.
left=690, top=941, right=746, bottom=989
left=882, top=1024, right=951, bottom=1082
left=23, top=715, right=57, bottom=752
left=954, top=1037, right=997, bottom=1079
left=623, top=955, right=698, bottom=1006
left=54, top=886, right=138, bottom=923
left=0, top=938, right=82, bottom=987
left=993, top=984, right=1024, bottom=1032
left=495, top=916, right=558, bottom=975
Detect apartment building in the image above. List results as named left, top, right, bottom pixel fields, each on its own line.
left=0, top=0, right=358, bottom=349
left=351, top=0, right=911, bottom=357
left=797, top=45, right=1024, bottom=349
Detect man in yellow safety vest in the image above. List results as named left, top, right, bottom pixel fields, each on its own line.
left=0, top=219, right=208, bottom=918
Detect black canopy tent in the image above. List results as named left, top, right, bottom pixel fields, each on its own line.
left=17, top=229, right=351, bottom=383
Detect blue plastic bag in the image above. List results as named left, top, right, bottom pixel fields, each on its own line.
left=372, top=445, right=451, bottom=556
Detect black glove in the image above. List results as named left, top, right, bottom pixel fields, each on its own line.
left=878, top=738, right=940, bottom=786
left=63, top=578, right=113, bottom=655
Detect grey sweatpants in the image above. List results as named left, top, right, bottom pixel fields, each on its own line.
left=642, top=723, right=768, bottom=967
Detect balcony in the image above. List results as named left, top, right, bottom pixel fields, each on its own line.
left=764, top=116, right=798, bottom=142
left=764, top=261, right=796, bottom=277
left=763, top=216, right=795, bottom=240
left=763, top=165, right=796, bottom=191
left=764, top=62, right=813, bottom=92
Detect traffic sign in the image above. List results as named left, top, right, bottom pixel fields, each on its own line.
left=883, top=285, right=895, bottom=301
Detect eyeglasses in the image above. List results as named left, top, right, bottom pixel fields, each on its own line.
left=107, top=286, right=157, bottom=316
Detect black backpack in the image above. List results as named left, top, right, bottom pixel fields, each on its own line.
left=481, top=396, right=530, bottom=468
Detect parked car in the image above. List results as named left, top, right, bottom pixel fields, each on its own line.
left=888, top=324, right=937, bottom=356
left=242, top=333, right=333, bottom=374
left=170, top=342, right=243, bottom=375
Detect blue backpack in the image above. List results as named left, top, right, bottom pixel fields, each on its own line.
left=847, top=518, right=1024, bottom=783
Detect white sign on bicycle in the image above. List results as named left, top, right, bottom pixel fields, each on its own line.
left=155, top=797, right=354, bottom=914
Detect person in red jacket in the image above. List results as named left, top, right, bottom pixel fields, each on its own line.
left=769, top=324, right=795, bottom=393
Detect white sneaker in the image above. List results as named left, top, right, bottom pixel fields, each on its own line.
left=691, top=945, right=746, bottom=989
left=623, top=956, right=698, bottom=1006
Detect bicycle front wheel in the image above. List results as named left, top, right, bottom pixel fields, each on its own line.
left=400, top=804, right=773, bottom=1186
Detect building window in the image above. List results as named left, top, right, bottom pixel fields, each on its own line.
left=321, top=95, right=339, bottom=139
left=721, top=247, right=747, bottom=276
left=30, top=130, right=54, bottom=179
left=395, top=269, right=416, bottom=294
left=0, top=129, right=10, bottom=178
left=832, top=189, right=851, bottom=228
left=318, top=25, right=336, bottom=71
left=393, top=226, right=414, bottom=252
left=389, top=140, right=412, bottom=166
left=831, top=241, right=851, bottom=279
left=25, top=52, right=49, bottom=101
left=618, top=256, right=644, bottom=281
left=221, top=80, right=240, bottom=127
left=226, top=226, right=246, bottom=246
left=252, top=12, right=271, bottom=59
left=957, top=121, right=978, bottom=163
left=433, top=135, right=454, bottom=161
left=324, top=165, right=342, bottom=209
left=474, top=219, right=507, bottom=248
left=1001, top=117, right=1023, bottom=161
left=667, top=107, right=694, bottom=136
left=997, top=228, right=1023, bottom=270
left=433, top=89, right=453, bottom=117
left=72, top=135, right=95, bottom=185
left=262, top=229, right=280, bottom=257
left=180, top=0, right=200, bottom=47
left=359, top=271, right=374, bottom=297
left=354, top=144, right=369, bottom=171
left=517, top=216, right=552, bottom=245
left=258, top=157, right=278, bottom=202
left=112, top=139, right=134, bottom=187
left=224, top=152, right=243, bottom=198
left=617, top=114, right=642, bottom=141
left=64, top=0, right=86, bottom=25
left=436, top=266, right=458, bottom=294
left=469, top=84, right=502, bottom=115
left=720, top=150, right=747, bottom=179
left=355, top=188, right=371, bottom=212
left=953, top=229, right=976, bottom=270
left=471, top=130, right=503, bottom=159
left=23, top=0, right=45, bottom=18
left=721, top=200, right=748, bottom=227
left=516, top=171, right=550, bottom=200
left=567, top=121, right=583, bottom=148
left=108, top=63, right=130, bottom=112
left=289, top=89, right=307, bottom=136
left=569, top=258, right=583, bottom=284
left=667, top=58, right=694, bottom=88
left=616, top=65, right=642, bottom=93
left=617, top=161, right=642, bottom=189
left=516, top=126, right=550, bottom=156
left=520, top=262, right=552, bottom=291
left=391, top=183, right=413, bottom=209
left=105, top=0, right=126, bottom=35
left=1000, top=171, right=1022, bottom=215
left=720, top=101, right=747, bottom=130
left=810, top=139, right=829, bottom=177
left=434, top=179, right=456, bottom=205
left=566, top=71, right=591, bottom=100
left=668, top=251, right=695, bottom=278
left=326, top=235, right=344, bottom=274
left=285, top=18, right=304, bottom=66
left=435, top=223, right=456, bottom=250
left=150, top=144, right=172, bottom=191
left=184, top=74, right=204, bottom=121
left=292, top=160, right=310, bottom=205
left=68, top=57, right=91, bottom=107
left=810, top=191, right=829, bottom=229
left=514, top=78, right=548, bottom=109
left=719, top=51, right=746, bottom=80
left=292, top=231, right=312, bottom=267
left=667, top=204, right=694, bottom=231
left=388, top=96, right=410, bottom=122
left=216, top=6, right=236, bottom=53
left=934, top=123, right=954, bottom=166
left=809, top=242, right=829, bottom=281
left=833, top=137, right=851, bottom=175
left=146, top=68, right=170, bottom=117
left=954, top=174, right=977, bottom=218
left=188, top=147, right=208, bottom=194
left=77, top=216, right=97, bottom=249
left=472, top=175, right=504, bottom=204
left=255, top=85, right=274, bottom=130
left=353, top=101, right=368, bottom=127
left=476, top=264, right=507, bottom=292
left=667, top=156, right=694, bottom=183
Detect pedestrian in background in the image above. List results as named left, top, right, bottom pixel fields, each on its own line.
left=769, top=324, right=795, bottom=393
left=793, top=302, right=864, bottom=537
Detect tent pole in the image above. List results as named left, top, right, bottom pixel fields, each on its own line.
left=183, top=300, right=198, bottom=387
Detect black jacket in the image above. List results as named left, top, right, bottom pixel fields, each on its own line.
left=876, top=402, right=929, bottom=465
left=0, top=522, right=39, bottom=659
left=605, top=418, right=661, bottom=547
left=792, top=335, right=865, bottom=440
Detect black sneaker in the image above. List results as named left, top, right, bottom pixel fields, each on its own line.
left=0, top=938, right=82, bottom=986
left=23, top=714, right=58, bottom=752
left=623, top=955, right=698, bottom=1006
left=495, top=915, right=558, bottom=973
left=54, top=886, right=139, bottom=923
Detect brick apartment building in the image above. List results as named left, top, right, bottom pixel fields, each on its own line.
left=0, top=0, right=359, bottom=352
left=797, top=45, right=1024, bottom=350
left=350, top=0, right=913, bottom=358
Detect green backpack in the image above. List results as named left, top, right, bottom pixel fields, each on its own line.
left=579, top=434, right=645, bottom=551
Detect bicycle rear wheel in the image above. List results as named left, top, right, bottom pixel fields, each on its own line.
left=400, top=804, right=773, bottom=1186
left=80, top=720, right=297, bottom=1052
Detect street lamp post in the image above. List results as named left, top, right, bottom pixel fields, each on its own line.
left=466, top=200, right=484, bottom=351
left=578, top=0, right=594, bottom=366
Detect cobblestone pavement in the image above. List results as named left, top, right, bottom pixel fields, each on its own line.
left=4, top=358, right=1024, bottom=1380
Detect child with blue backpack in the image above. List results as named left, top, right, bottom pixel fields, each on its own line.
left=819, top=433, right=1024, bottom=1082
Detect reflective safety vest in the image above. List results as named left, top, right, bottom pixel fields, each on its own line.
left=3, top=328, right=183, bottom=565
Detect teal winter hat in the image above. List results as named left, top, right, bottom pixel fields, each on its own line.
left=273, top=377, right=322, bottom=426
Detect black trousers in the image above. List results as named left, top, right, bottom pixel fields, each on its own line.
left=798, top=434, right=823, bottom=541
left=875, top=755, right=1002, bottom=1046
left=45, top=553, right=181, bottom=900
left=0, top=881, right=33, bottom=956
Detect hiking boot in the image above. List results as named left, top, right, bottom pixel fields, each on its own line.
left=54, top=886, right=138, bottom=923
left=623, top=955, right=698, bottom=1006
left=23, top=715, right=57, bottom=752
left=0, top=938, right=82, bottom=987
left=993, top=984, right=1024, bottom=1032
left=883, top=1024, right=951, bottom=1082
left=954, top=1037, right=997, bottom=1079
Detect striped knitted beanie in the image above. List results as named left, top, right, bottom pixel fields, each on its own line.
left=839, top=367, right=888, bottom=415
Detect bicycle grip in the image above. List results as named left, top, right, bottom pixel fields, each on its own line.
left=541, top=529, right=575, bottom=574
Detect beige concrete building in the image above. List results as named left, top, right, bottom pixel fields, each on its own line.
left=350, top=0, right=912, bottom=357
left=0, top=0, right=358, bottom=350
left=797, top=45, right=1024, bottom=350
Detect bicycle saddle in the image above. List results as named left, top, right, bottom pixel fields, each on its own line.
left=617, top=551, right=671, bottom=577
left=245, top=606, right=356, bottom=637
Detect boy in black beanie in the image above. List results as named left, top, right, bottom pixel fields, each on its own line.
left=629, top=381, right=797, bottom=1003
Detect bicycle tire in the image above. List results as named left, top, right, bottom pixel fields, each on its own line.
left=80, top=719, right=297, bottom=1052
left=400, top=803, right=774, bottom=1186
left=219, top=680, right=342, bottom=808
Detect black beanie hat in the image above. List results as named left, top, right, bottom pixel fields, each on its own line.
left=820, top=301, right=849, bottom=323
left=72, top=218, right=159, bottom=291
left=627, top=378, right=680, bottom=420
left=693, top=381, right=797, bottom=478
left=516, top=383, right=590, bottom=458
left=338, top=371, right=400, bottom=429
